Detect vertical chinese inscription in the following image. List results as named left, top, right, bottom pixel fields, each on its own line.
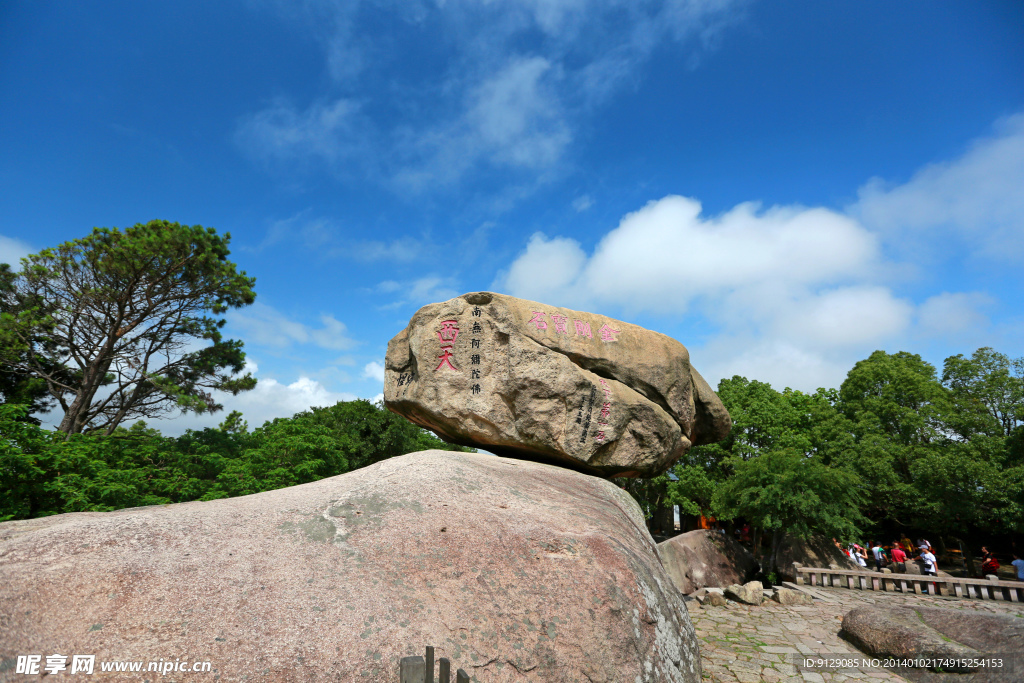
left=595, top=378, right=613, bottom=442
left=577, top=385, right=597, bottom=443
left=470, top=306, right=484, bottom=395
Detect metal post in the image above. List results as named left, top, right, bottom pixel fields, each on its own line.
left=425, top=646, right=434, bottom=683
left=438, top=658, right=451, bottom=683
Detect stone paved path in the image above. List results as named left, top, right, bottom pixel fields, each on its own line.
left=687, top=584, right=1024, bottom=683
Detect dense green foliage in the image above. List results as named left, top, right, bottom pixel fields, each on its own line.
left=0, top=399, right=472, bottom=522
left=0, top=221, right=256, bottom=435
left=642, top=348, right=1024, bottom=565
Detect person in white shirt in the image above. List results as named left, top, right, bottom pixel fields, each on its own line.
left=871, top=542, right=887, bottom=571
left=916, top=546, right=937, bottom=576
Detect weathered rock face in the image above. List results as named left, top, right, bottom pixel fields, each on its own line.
left=842, top=605, right=1024, bottom=682
left=0, top=451, right=700, bottom=683
left=384, top=292, right=731, bottom=477
left=657, top=529, right=759, bottom=595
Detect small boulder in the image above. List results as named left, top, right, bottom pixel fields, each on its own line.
left=724, top=581, right=763, bottom=605
left=702, top=592, right=728, bottom=607
left=657, top=529, right=759, bottom=595
left=771, top=588, right=813, bottom=606
left=384, top=291, right=731, bottom=477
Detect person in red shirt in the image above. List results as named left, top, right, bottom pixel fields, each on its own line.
left=890, top=540, right=908, bottom=571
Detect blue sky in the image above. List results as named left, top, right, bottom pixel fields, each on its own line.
left=2, top=0, right=1022, bottom=433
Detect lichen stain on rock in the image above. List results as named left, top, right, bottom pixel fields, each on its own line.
left=278, top=516, right=336, bottom=544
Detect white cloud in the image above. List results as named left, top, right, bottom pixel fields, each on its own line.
left=917, top=292, right=992, bottom=337
left=467, top=56, right=570, bottom=170
left=252, top=212, right=425, bottom=262
left=395, top=55, right=572, bottom=189
left=494, top=193, right=976, bottom=392
left=34, top=358, right=362, bottom=436
left=375, top=275, right=462, bottom=310
left=162, top=373, right=359, bottom=435
left=853, top=112, right=1024, bottom=263
left=349, top=237, right=423, bottom=262
left=235, top=97, right=366, bottom=167
left=375, top=280, right=403, bottom=293
left=407, top=276, right=460, bottom=303
left=572, top=194, right=593, bottom=212
left=310, top=314, right=358, bottom=350
left=362, top=361, right=386, bottom=382
left=767, top=287, right=913, bottom=349
left=502, top=233, right=588, bottom=305
left=241, top=0, right=747, bottom=192
left=696, top=337, right=860, bottom=395
left=374, top=275, right=461, bottom=310
left=228, top=302, right=358, bottom=351
left=0, top=234, right=33, bottom=267
left=500, top=195, right=880, bottom=314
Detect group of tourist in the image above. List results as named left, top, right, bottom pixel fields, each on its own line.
left=834, top=537, right=937, bottom=576
left=833, top=538, right=1024, bottom=581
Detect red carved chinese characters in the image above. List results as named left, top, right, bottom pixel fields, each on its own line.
left=598, top=323, right=620, bottom=342
left=550, top=314, right=568, bottom=334
left=437, top=320, right=460, bottom=345
left=574, top=320, right=592, bottom=339
left=436, top=348, right=457, bottom=371
left=527, top=311, right=548, bottom=330
left=435, top=320, right=460, bottom=372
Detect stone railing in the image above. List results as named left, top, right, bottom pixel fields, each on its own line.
left=792, top=563, right=1023, bottom=602
left=400, top=646, right=470, bottom=683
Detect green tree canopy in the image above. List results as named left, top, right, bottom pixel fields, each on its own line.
left=1, top=399, right=473, bottom=521
left=713, top=447, right=866, bottom=571
left=0, top=221, right=257, bottom=435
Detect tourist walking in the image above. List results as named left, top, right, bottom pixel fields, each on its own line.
left=871, top=542, right=886, bottom=571
left=890, top=541, right=907, bottom=572
left=980, top=547, right=1000, bottom=578
left=1012, top=552, right=1024, bottom=582
left=916, top=546, right=938, bottom=577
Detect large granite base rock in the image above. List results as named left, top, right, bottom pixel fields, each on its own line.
left=657, top=529, right=759, bottom=595
left=384, top=292, right=730, bottom=478
left=842, top=605, right=1024, bottom=683
left=0, top=451, right=700, bottom=683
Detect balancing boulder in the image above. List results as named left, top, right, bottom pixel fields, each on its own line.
left=384, top=291, right=730, bottom=477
